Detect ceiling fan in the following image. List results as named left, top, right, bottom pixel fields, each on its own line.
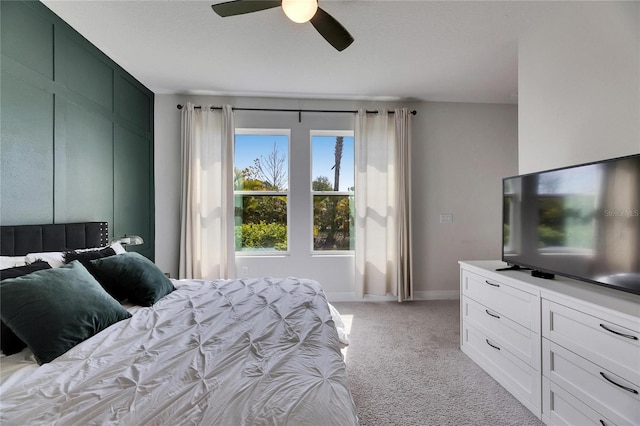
left=211, top=0, right=354, bottom=51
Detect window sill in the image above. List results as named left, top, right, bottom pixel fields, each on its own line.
left=235, top=252, right=289, bottom=258
left=311, top=251, right=355, bottom=258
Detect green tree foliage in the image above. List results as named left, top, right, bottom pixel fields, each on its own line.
left=313, top=195, right=352, bottom=250
left=236, top=195, right=286, bottom=226
left=235, top=221, right=287, bottom=251
left=235, top=194, right=287, bottom=250
left=234, top=165, right=263, bottom=190
left=312, top=171, right=352, bottom=250
left=312, top=176, right=332, bottom=191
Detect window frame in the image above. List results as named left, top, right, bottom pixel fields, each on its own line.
left=234, top=128, right=291, bottom=256
left=309, top=130, right=355, bottom=255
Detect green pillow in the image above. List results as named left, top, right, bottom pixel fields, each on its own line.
left=0, top=261, right=52, bottom=355
left=0, top=261, right=131, bottom=364
left=91, top=252, right=175, bottom=306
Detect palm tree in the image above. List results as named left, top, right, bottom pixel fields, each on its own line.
left=332, top=136, right=343, bottom=191
left=323, top=136, right=344, bottom=248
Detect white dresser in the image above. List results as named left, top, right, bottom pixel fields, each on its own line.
left=459, top=261, right=640, bottom=425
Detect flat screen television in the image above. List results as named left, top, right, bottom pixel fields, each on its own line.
left=502, top=154, right=640, bottom=295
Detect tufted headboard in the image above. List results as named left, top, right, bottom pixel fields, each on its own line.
left=0, top=222, right=109, bottom=256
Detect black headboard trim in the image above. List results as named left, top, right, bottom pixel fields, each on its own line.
left=0, top=222, right=109, bottom=256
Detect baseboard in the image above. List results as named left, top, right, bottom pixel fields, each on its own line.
left=413, top=290, right=460, bottom=300
left=325, top=293, right=397, bottom=302
left=326, top=290, right=460, bottom=302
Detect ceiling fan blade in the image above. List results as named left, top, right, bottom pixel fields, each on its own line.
left=211, top=0, right=281, bottom=17
left=310, top=7, right=354, bottom=52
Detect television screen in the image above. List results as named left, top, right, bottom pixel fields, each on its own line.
left=503, top=154, right=640, bottom=295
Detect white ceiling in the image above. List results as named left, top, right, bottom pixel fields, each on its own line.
left=41, top=0, right=547, bottom=104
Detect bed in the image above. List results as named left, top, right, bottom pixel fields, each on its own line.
left=0, top=222, right=358, bottom=425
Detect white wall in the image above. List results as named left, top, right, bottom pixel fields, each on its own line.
left=155, top=95, right=517, bottom=299
left=518, top=1, right=640, bottom=173
left=154, top=96, right=183, bottom=278
left=412, top=103, right=518, bottom=297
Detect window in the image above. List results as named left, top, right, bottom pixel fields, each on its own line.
left=311, top=131, right=355, bottom=251
left=234, top=129, right=289, bottom=252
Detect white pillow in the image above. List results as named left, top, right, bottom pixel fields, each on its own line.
left=0, top=256, right=27, bottom=270
left=77, top=242, right=126, bottom=255
left=109, top=242, right=126, bottom=254
left=328, top=303, right=350, bottom=347
left=25, top=252, right=65, bottom=268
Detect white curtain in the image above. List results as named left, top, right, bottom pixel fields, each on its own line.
left=354, top=108, right=413, bottom=301
left=179, top=103, right=236, bottom=280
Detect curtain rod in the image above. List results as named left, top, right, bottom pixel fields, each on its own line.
left=176, top=104, right=417, bottom=116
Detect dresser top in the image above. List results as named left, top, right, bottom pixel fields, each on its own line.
left=460, top=260, right=640, bottom=319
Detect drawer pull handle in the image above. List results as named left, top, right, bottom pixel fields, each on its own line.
left=599, top=324, right=638, bottom=340
left=599, top=421, right=606, bottom=426
left=485, top=280, right=500, bottom=287
left=599, top=372, right=638, bottom=394
left=485, top=339, right=501, bottom=350
left=485, top=309, right=500, bottom=319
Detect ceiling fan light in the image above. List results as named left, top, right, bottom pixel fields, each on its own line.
left=282, top=0, right=318, bottom=23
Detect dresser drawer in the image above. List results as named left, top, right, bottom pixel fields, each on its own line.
left=542, top=377, right=617, bottom=426
left=543, top=339, right=640, bottom=426
left=542, top=299, right=640, bottom=386
left=461, top=270, right=537, bottom=329
left=462, top=323, right=540, bottom=414
left=462, top=296, right=538, bottom=368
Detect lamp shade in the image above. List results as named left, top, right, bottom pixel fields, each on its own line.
left=111, top=234, right=144, bottom=246
left=282, top=0, right=318, bottom=23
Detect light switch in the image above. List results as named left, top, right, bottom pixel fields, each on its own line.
left=440, top=214, right=453, bottom=224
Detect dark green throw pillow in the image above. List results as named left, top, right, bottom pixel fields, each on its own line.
left=0, top=261, right=52, bottom=355
left=0, top=261, right=131, bottom=364
left=91, top=252, right=175, bottom=306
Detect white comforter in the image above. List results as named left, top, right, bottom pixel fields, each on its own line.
left=0, top=277, right=358, bottom=425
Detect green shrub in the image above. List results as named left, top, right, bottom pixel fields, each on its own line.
left=235, top=221, right=287, bottom=251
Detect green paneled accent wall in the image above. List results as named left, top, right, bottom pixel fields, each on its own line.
left=1, top=1, right=54, bottom=79
left=54, top=100, right=114, bottom=226
left=0, top=71, right=55, bottom=223
left=62, top=38, right=114, bottom=111
left=0, top=1, right=155, bottom=259
left=114, top=126, right=153, bottom=256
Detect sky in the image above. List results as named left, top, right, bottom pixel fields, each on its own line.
left=235, top=133, right=354, bottom=192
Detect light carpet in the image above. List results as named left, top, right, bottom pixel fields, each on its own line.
left=332, top=300, right=544, bottom=426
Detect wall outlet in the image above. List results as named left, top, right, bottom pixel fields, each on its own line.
left=241, top=266, right=249, bottom=276
left=440, top=214, right=453, bottom=224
